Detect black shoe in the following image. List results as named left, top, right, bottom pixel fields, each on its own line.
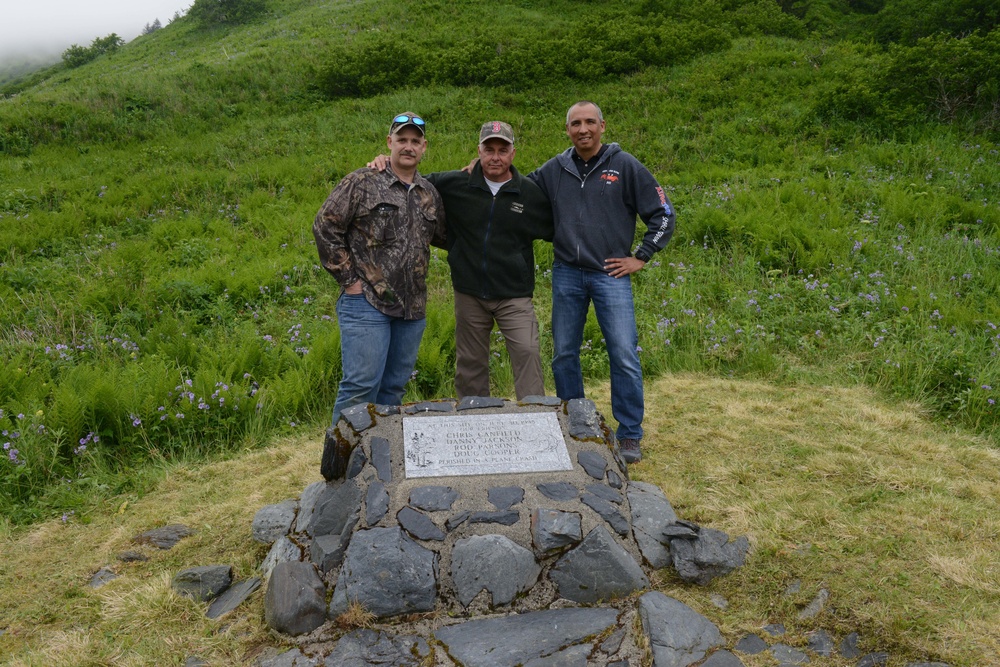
left=619, top=438, right=642, bottom=463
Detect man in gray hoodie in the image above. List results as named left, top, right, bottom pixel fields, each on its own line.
left=530, top=100, right=675, bottom=463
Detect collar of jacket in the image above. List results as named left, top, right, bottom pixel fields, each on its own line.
left=385, top=165, right=432, bottom=191
left=469, top=162, right=523, bottom=194
left=556, top=142, right=621, bottom=173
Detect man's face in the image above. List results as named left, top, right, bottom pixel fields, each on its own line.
left=566, top=104, right=605, bottom=157
left=387, top=127, right=427, bottom=171
left=478, top=138, right=515, bottom=181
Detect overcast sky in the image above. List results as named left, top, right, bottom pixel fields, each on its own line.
left=0, top=0, right=193, bottom=61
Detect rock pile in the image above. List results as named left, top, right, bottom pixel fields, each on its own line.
left=94, top=397, right=950, bottom=667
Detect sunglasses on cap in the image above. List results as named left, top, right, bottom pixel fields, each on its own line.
left=392, top=114, right=425, bottom=126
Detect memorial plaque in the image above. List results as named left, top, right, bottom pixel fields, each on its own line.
left=403, top=412, right=571, bottom=478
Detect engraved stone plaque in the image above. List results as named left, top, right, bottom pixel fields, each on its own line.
left=403, top=412, right=571, bottom=478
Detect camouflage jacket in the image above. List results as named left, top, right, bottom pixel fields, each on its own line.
left=313, top=167, right=446, bottom=320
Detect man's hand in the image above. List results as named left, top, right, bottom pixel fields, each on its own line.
left=460, top=158, right=479, bottom=174
left=344, top=281, right=363, bottom=295
left=604, top=257, right=645, bottom=278
left=367, top=154, right=390, bottom=171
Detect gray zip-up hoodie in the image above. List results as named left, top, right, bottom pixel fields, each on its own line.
left=530, top=142, right=675, bottom=272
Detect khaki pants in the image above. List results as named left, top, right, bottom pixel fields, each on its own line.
left=453, top=291, right=544, bottom=399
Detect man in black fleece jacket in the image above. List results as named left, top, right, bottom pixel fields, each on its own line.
left=372, top=121, right=554, bottom=399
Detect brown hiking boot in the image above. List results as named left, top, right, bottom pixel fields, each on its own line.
left=619, top=438, right=642, bottom=464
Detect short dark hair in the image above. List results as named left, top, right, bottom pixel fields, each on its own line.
left=566, top=100, right=603, bottom=124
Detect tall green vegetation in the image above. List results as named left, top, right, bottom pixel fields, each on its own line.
left=187, top=0, right=269, bottom=25
left=61, top=33, right=125, bottom=69
left=1, top=0, right=998, bottom=525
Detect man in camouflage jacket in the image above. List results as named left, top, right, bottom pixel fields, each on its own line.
left=313, top=112, right=446, bottom=421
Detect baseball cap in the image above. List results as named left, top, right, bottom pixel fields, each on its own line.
left=479, top=120, right=514, bottom=145
left=389, top=112, right=426, bottom=136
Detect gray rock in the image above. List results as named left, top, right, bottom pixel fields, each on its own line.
left=397, top=506, right=446, bottom=541
left=600, top=626, right=627, bottom=654
left=763, top=623, right=786, bottom=637
left=309, top=480, right=363, bottom=538
left=627, top=482, right=679, bottom=569
left=372, top=404, right=401, bottom=416
left=709, top=594, right=728, bottom=609
left=405, top=401, right=454, bottom=413
left=452, top=534, right=540, bottom=607
left=172, top=565, right=232, bottom=602
left=734, top=634, right=768, bottom=654
left=294, top=481, right=326, bottom=533
left=797, top=587, right=829, bottom=620
left=264, top=561, right=326, bottom=636
left=521, top=395, right=562, bottom=406
left=638, top=591, right=724, bottom=667
left=184, top=657, right=208, bottom=667
left=322, top=629, right=430, bottom=666
left=537, top=482, right=578, bottom=501
left=662, top=522, right=699, bottom=540
left=807, top=629, right=835, bottom=657
left=252, top=499, right=298, bottom=544
left=701, top=650, right=746, bottom=667
left=580, top=493, right=630, bottom=536
left=586, top=483, right=623, bottom=504
left=370, top=437, right=392, bottom=482
left=577, top=451, right=607, bottom=480
left=89, top=567, right=118, bottom=588
left=329, top=527, right=437, bottom=619
left=608, top=662, right=629, bottom=667
left=550, top=525, right=648, bottom=603
left=256, top=648, right=319, bottom=667
left=783, top=578, right=802, bottom=596
left=346, top=445, right=367, bottom=479
left=457, top=396, right=506, bottom=410
left=840, top=632, right=862, bottom=659
left=468, top=509, right=519, bottom=526
left=488, top=486, right=524, bottom=510
left=857, top=653, right=889, bottom=667
left=311, top=514, right=357, bottom=574
left=531, top=508, right=583, bottom=553
left=567, top=398, right=601, bottom=440
left=434, top=607, right=618, bottom=667
left=207, top=577, right=261, bottom=619
left=669, top=527, right=749, bottom=585
left=117, top=551, right=147, bottom=562
left=446, top=510, right=471, bottom=531
left=134, top=524, right=194, bottom=549
left=409, top=485, right=459, bottom=511
left=365, top=481, right=389, bottom=525
left=771, top=643, right=810, bottom=665
left=260, top=536, right=302, bottom=580
left=607, top=469, right=623, bottom=489
left=321, top=425, right=357, bottom=481
left=523, top=643, right=591, bottom=666
left=340, top=403, right=373, bottom=432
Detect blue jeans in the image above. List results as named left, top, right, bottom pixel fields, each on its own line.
left=333, top=293, right=426, bottom=422
left=551, top=263, right=644, bottom=440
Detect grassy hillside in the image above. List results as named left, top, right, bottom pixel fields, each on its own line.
left=1, top=0, right=998, bottom=529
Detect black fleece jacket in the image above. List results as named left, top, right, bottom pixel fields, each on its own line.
left=427, top=163, right=553, bottom=299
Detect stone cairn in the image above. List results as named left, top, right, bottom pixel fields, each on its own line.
left=126, top=396, right=948, bottom=667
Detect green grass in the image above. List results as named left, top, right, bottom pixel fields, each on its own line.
left=1, top=0, right=999, bottom=530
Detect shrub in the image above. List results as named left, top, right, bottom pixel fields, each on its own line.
left=187, top=0, right=267, bottom=26
left=884, top=32, right=1000, bottom=129
left=61, top=34, right=125, bottom=69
